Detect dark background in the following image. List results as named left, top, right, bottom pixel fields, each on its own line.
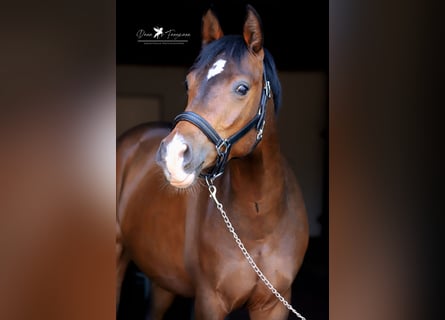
left=117, top=0, right=328, bottom=72
left=117, top=0, right=329, bottom=319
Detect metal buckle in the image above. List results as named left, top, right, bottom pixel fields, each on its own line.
left=216, top=139, right=230, bottom=156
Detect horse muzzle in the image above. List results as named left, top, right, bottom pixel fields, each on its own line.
left=156, top=132, right=204, bottom=188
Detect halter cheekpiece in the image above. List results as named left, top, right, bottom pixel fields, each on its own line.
left=173, top=66, right=271, bottom=183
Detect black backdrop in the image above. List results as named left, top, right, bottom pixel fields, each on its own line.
left=117, top=0, right=328, bottom=72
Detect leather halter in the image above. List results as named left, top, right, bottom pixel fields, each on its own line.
left=173, top=67, right=271, bottom=182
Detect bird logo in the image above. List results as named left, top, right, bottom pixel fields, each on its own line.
left=153, top=27, right=163, bottom=39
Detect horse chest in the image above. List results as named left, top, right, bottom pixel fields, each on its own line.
left=188, top=199, right=296, bottom=300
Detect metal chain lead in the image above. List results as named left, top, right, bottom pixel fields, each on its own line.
left=206, top=179, right=306, bottom=320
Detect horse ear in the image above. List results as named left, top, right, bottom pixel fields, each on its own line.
left=243, top=5, right=263, bottom=54
left=202, top=8, right=224, bottom=46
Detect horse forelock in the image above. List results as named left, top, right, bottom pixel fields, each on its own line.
left=189, top=35, right=282, bottom=114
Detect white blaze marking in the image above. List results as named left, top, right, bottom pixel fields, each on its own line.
left=164, top=134, right=189, bottom=181
left=207, top=59, right=226, bottom=79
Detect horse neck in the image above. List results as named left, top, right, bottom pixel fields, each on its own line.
left=228, top=100, right=284, bottom=202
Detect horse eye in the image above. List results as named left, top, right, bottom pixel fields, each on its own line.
left=235, top=84, right=249, bottom=96
left=184, top=80, right=189, bottom=92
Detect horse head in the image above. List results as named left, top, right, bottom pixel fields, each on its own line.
left=156, top=6, right=271, bottom=188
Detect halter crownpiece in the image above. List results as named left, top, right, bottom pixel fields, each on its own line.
left=173, top=66, right=271, bottom=182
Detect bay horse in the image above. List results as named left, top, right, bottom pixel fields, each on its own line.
left=117, top=5, right=309, bottom=319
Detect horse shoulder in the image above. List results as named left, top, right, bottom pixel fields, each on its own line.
left=117, top=122, right=172, bottom=222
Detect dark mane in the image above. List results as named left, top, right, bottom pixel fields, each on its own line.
left=190, top=35, right=282, bottom=113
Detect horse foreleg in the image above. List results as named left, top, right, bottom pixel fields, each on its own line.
left=248, top=289, right=292, bottom=320
left=193, top=288, right=229, bottom=320
left=147, top=283, right=175, bottom=320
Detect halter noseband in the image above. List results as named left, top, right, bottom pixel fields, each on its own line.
left=173, top=67, right=271, bottom=182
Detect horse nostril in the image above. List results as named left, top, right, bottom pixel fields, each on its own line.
left=156, top=140, right=166, bottom=164
left=156, top=138, right=194, bottom=172
left=181, top=143, right=192, bottom=169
